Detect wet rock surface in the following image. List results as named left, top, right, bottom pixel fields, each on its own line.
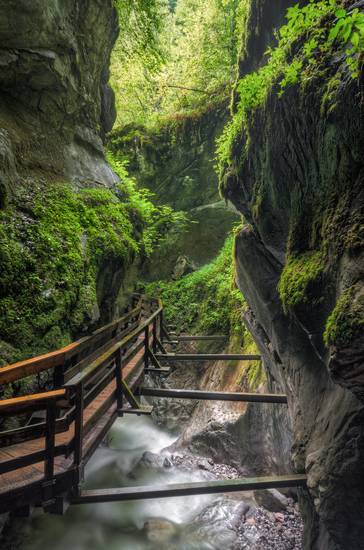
left=0, top=0, right=119, bottom=189
left=131, top=450, right=303, bottom=549
left=136, top=450, right=243, bottom=479
left=254, top=489, right=289, bottom=513
left=238, top=503, right=303, bottom=550
left=221, top=2, right=364, bottom=547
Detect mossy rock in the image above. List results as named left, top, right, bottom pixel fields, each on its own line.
left=278, top=251, right=325, bottom=311
left=324, top=284, right=364, bottom=348
left=0, top=178, right=144, bottom=364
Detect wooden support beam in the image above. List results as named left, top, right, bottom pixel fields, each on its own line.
left=72, top=474, right=307, bottom=504
left=156, top=353, right=261, bottom=361
left=140, top=387, right=287, bottom=404
left=155, top=337, right=167, bottom=354
left=148, top=350, right=164, bottom=370
left=119, top=406, right=153, bottom=416
left=121, top=380, right=141, bottom=409
left=177, top=335, right=227, bottom=341
left=145, top=367, right=171, bottom=375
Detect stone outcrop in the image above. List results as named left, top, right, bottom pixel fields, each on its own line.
left=109, top=103, right=239, bottom=280
left=0, top=0, right=119, bottom=198
left=221, top=1, right=364, bottom=548
left=0, top=1, right=140, bottom=365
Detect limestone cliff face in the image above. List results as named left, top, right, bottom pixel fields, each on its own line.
left=222, top=1, right=364, bottom=549
left=0, top=1, right=138, bottom=366
left=110, top=104, right=238, bottom=279
left=0, top=0, right=118, bottom=202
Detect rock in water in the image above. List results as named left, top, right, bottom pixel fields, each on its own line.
left=254, top=489, right=289, bottom=512
left=143, top=518, right=178, bottom=544
left=172, top=255, right=196, bottom=280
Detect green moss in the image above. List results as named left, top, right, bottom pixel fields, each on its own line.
left=0, top=182, right=140, bottom=364
left=0, top=157, right=188, bottom=365
left=145, top=235, right=245, bottom=337
left=216, top=0, right=364, bottom=179
left=324, top=285, right=364, bottom=347
left=278, top=251, right=324, bottom=311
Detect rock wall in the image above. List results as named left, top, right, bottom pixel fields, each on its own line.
left=0, top=0, right=119, bottom=200
left=109, top=104, right=239, bottom=280
left=0, top=1, right=142, bottom=366
left=221, top=1, right=364, bottom=548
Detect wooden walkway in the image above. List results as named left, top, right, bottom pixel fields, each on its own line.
left=0, top=295, right=306, bottom=514
left=0, top=338, right=143, bottom=497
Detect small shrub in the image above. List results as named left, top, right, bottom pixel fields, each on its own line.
left=216, top=0, right=364, bottom=176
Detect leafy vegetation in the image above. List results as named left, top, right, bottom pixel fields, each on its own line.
left=0, top=159, right=188, bottom=365
left=111, top=0, right=248, bottom=128
left=144, top=235, right=262, bottom=386
left=144, top=236, right=245, bottom=336
left=216, top=0, right=364, bottom=174
left=107, top=152, right=189, bottom=255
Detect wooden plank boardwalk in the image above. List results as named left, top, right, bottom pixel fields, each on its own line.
left=0, top=334, right=145, bottom=501
left=0, top=295, right=306, bottom=515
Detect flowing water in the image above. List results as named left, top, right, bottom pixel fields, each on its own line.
left=12, top=415, right=247, bottom=550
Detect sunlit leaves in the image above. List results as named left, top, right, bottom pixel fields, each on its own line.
left=111, top=0, right=247, bottom=128
left=216, top=0, right=364, bottom=174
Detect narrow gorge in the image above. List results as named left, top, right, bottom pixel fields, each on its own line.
left=0, top=1, right=363, bottom=550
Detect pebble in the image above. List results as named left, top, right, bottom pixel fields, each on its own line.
left=238, top=503, right=303, bottom=549
left=137, top=450, right=304, bottom=549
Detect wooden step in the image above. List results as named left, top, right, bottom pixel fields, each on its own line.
left=72, top=474, right=307, bottom=504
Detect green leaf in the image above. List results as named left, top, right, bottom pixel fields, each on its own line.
left=335, top=8, right=347, bottom=19
left=342, top=22, right=353, bottom=43
left=351, top=31, right=360, bottom=47
left=354, top=22, right=364, bottom=36
left=329, top=18, right=346, bottom=41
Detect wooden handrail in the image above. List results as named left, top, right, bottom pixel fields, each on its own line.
left=0, top=389, right=67, bottom=416
left=65, top=303, right=163, bottom=388
left=0, top=301, right=143, bottom=385
left=0, top=343, right=80, bottom=386
left=0, top=295, right=162, bottom=502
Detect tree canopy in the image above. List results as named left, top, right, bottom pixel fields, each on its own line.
left=111, top=0, right=248, bottom=129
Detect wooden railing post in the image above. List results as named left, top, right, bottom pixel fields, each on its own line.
left=44, top=399, right=56, bottom=480
left=115, top=349, right=123, bottom=411
left=53, top=364, right=65, bottom=388
left=144, top=325, right=150, bottom=369
left=74, top=383, right=84, bottom=468
left=152, top=318, right=157, bottom=354
left=158, top=311, right=162, bottom=341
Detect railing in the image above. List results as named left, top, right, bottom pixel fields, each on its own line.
left=0, top=294, right=306, bottom=515
left=0, top=295, right=144, bottom=387
left=0, top=390, right=67, bottom=479
left=0, top=295, right=166, bottom=500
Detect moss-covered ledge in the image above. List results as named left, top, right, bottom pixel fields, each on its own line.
left=0, top=179, right=142, bottom=366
